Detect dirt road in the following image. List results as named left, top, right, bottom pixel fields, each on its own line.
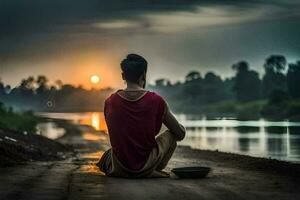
left=1, top=126, right=300, bottom=200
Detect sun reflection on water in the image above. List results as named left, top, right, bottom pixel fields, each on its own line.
left=79, top=112, right=108, bottom=132
left=91, top=112, right=100, bottom=130
left=83, top=132, right=108, bottom=141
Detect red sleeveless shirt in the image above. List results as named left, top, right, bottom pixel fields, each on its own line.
left=104, top=91, right=166, bottom=170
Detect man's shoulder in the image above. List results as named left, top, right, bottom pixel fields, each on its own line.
left=105, top=91, right=119, bottom=103
left=147, top=91, right=165, bottom=102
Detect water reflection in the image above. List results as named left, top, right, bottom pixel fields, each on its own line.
left=36, top=112, right=108, bottom=132
left=36, top=122, right=65, bottom=139
left=91, top=113, right=100, bottom=130
left=82, top=132, right=108, bottom=141
left=79, top=112, right=107, bottom=131
left=178, top=115, right=300, bottom=163
left=36, top=112, right=300, bottom=162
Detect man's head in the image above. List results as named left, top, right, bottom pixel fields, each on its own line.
left=121, top=54, right=148, bottom=87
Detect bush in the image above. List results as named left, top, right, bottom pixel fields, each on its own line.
left=0, top=102, right=39, bottom=133
left=261, top=90, right=291, bottom=119
left=236, top=101, right=266, bottom=120
left=287, top=101, right=300, bottom=119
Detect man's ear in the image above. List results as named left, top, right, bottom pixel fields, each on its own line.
left=121, top=72, right=125, bottom=80
left=141, top=72, right=147, bottom=88
left=142, top=71, right=146, bottom=80
left=139, top=72, right=146, bottom=82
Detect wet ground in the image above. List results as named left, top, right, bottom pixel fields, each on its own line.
left=1, top=125, right=300, bottom=200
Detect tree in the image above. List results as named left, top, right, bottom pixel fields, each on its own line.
left=262, top=55, right=287, bottom=97
left=232, top=61, right=261, bottom=102
left=36, top=75, right=48, bottom=88
left=287, top=61, right=300, bottom=99
left=268, top=89, right=290, bottom=105
left=204, top=72, right=222, bottom=84
left=260, top=89, right=291, bottom=119
left=19, top=76, right=35, bottom=91
left=6, top=76, right=36, bottom=109
left=55, top=80, right=63, bottom=89
left=4, top=85, right=11, bottom=94
left=264, top=55, right=287, bottom=73
left=0, top=79, right=4, bottom=95
left=155, top=79, right=171, bottom=87
left=0, top=79, right=6, bottom=105
left=202, top=72, right=223, bottom=103
left=185, top=71, right=201, bottom=82
left=36, top=75, right=49, bottom=95
left=35, top=75, right=50, bottom=108
left=232, top=61, right=249, bottom=72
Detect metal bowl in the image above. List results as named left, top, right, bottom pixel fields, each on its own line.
left=171, top=167, right=211, bottom=179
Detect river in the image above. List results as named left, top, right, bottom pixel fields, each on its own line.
left=36, top=112, right=300, bottom=163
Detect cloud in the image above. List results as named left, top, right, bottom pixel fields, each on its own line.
left=0, top=0, right=288, bottom=39
left=92, top=20, right=142, bottom=30
left=143, top=5, right=279, bottom=32
left=0, top=0, right=300, bottom=87
left=1, top=1, right=298, bottom=39
left=87, top=1, right=300, bottom=33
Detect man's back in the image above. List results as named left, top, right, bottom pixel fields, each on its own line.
left=97, top=54, right=184, bottom=177
left=104, top=90, right=166, bottom=170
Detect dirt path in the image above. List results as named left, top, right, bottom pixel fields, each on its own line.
left=1, top=127, right=300, bottom=200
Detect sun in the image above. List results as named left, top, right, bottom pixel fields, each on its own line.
left=90, top=75, right=100, bottom=84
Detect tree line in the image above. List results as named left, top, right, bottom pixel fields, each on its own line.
left=149, top=55, right=300, bottom=119
left=1, top=54, right=300, bottom=118
left=0, top=77, right=113, bottom=112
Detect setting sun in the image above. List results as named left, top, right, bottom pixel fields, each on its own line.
left=90, top=75, right=100, bottom=84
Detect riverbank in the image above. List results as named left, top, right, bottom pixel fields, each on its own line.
left=176, top=146, right=300, bottom=179
left=1, top=121, right=300, bottom=199
left=0, top=103, right=67, bottom=167
left=171, top=99, right=300, bottom=120
left=0, top=127, right=72, bottom=167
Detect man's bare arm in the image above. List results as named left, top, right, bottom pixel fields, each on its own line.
left=163, top=104, right=186, bottom=141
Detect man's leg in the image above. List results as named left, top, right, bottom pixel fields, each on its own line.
left=155, top=130, right=177, bottom=171
left=96, top=149, right=112, bottom=175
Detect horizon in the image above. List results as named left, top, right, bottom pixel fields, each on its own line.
left=1, top=54, right=299, bottom=90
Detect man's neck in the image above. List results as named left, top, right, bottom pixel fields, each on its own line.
left=125, top=82, right=144, bottom=91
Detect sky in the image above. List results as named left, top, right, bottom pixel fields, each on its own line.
left=0, top=0, right=300, bottom=88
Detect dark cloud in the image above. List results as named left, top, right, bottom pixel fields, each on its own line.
left=0, top=0, right=300, bottom=86
left=0, top=1, right=256, bottom=37
left=0, top=0, right=258, bottom=60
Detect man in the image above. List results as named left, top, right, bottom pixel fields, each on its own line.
left=97, top=53, right=185, bottom=178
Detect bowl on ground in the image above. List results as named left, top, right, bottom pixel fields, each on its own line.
left=171, top=166, right=211, bottom=179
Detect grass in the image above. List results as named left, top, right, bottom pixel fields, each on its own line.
left=236, top=100, right=267, bottom=119
left=0, top=103, right=40, bottom=133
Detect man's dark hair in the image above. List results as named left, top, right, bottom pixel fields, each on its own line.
left=121, top=54, right=148, bottom=84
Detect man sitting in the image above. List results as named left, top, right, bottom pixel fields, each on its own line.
left=97, top=54, right=185, bottom=178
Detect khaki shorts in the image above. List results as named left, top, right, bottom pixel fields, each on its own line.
left=97, top=130, right=177, bottom=178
